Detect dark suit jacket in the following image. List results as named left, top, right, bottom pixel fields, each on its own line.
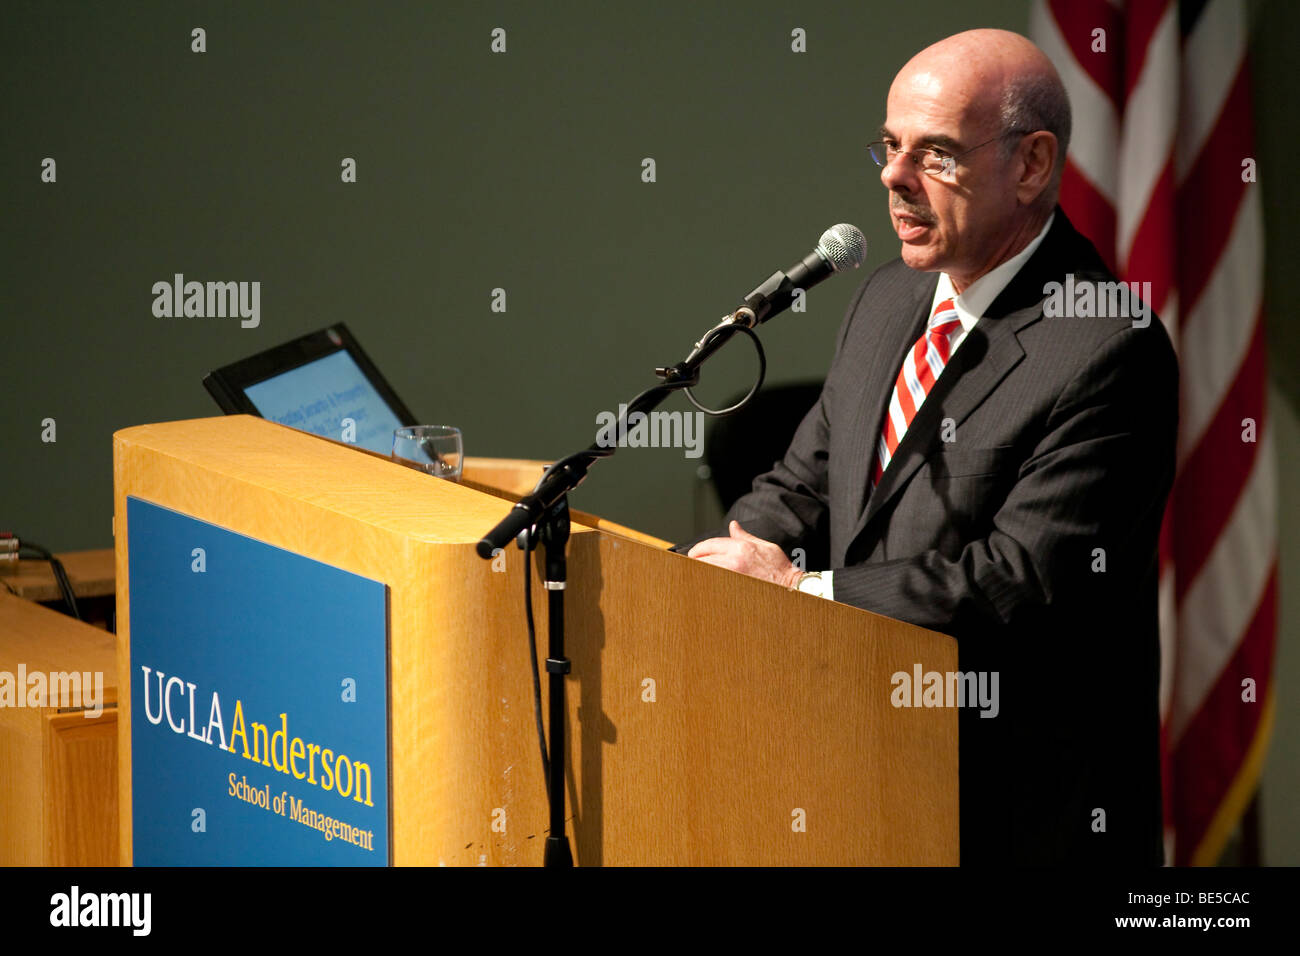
left=682, top=209, right=1177, bottom=865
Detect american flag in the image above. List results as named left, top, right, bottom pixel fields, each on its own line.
left=1030, top=0, right=1277, bottom=865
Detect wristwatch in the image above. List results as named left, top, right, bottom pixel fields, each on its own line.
left=793, top=570, right=827, bottom=598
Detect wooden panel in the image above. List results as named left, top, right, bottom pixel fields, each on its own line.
left=0, top=703, right=43, bottom=864
left=567, top=509, right=672, bottom=550
left=44, top=710, right=119, bottom=866
left=0, top=592, right=120, bottom=865
left=1, top=549, right=116, bottom=602
left=398, top=532, right=958, bottom=865
left=114, top=415, right=956, bottom=865
left=0, top=591, right=118, bottom=684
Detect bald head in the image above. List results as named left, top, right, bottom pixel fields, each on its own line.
left=901, top=29, right=1058, bottom=89
left=895, top=29, right=1071, bottom=199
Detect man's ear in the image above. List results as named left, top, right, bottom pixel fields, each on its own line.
left=1016, top=131, right=1058, bottom=206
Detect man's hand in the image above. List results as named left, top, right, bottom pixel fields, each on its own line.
left=686, top=520, right=803, bottom=589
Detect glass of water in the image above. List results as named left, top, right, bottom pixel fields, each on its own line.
left=392, top=426, right=463, bottom=481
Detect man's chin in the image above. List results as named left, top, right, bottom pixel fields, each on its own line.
left=899, top=243, right=943, bottom=273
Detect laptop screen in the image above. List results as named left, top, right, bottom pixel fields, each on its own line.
left=203, top=324, right=418, bottom=456
left=243, top=349, right=406, bottom=455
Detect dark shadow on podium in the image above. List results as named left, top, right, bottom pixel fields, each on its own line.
left=552, top=531, right=615, bottom=867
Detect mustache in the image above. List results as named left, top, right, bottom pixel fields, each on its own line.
left=890, top=198, right=936, bottom=224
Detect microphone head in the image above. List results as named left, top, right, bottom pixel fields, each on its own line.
left=818, top=223, right=867, bottom=272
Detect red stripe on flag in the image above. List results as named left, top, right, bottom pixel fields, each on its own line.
left=1170, top=566, right=1278, bottom=866
left=1059, top=161, right=1118, bottom=272
left=1047, top=0, right=1125, bottom=107
left=1121, top=160, right=1177, bottom=315
left=1176, top=63, right=1255, bottom=323
left=1171, top=313, right=1269, bottom=604
left=1123, top=0, right=1173, bottom=99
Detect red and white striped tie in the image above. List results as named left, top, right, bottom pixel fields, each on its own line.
left=873, top=298, right=962, bottom=484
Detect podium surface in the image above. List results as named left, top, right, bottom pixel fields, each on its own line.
left=113, top=415, right=958, bottom=865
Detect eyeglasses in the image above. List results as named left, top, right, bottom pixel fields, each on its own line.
left=867, top=130, right=1030, bottom=178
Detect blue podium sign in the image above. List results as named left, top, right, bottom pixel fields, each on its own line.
left=127, top=497, right=390, bottom=865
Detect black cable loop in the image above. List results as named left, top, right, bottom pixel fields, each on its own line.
left=530, top=324, right=767, bottom=494
left=682, top=323, right=766, bottom=416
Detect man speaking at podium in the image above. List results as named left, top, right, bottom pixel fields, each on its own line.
left=680, top=29, right=1177, bottom=865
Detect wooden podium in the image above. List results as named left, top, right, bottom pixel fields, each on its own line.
left=0, top=592, right=118, bottom=865
left=113, top=415, right=958, bottom=865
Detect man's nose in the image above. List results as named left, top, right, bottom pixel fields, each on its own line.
left=880, top=151, right=920, bottom=192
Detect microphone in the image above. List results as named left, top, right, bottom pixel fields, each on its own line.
left=733, top=223, right=867, bottom=326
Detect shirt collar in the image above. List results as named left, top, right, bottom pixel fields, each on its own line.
left=932, top=211, right=1055, bottom=331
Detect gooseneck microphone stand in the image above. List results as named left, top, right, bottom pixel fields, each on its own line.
left=476, top=313, right=769, bottom=868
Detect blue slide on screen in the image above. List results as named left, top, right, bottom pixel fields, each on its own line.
left=244, top=350, right=404, bottom=455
